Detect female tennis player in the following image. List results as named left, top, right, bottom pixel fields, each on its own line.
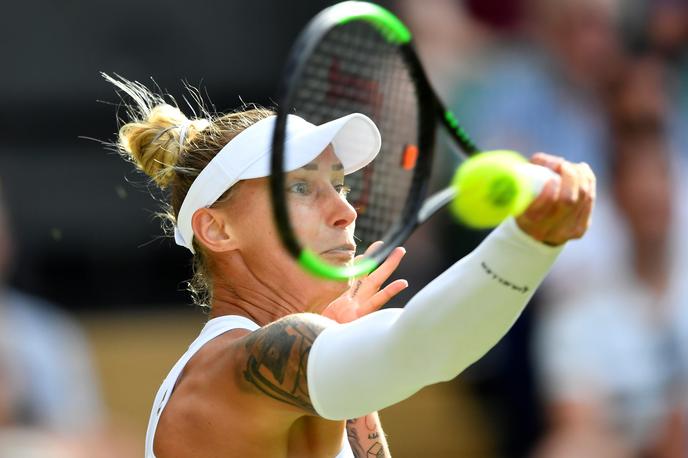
left=108, top=78, right=594, bottom=458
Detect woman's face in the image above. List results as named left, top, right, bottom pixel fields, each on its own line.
left=285, top=145, right=357, bottom=263
left=216, top=145, right=357, bottom=308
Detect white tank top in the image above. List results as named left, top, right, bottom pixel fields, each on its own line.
left=145, top=315, right=354, bottom=458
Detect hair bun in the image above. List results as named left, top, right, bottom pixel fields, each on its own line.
left=118, top=104, right=192, bottom=188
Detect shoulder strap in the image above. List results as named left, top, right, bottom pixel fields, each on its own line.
left=144, top=315, right=260, bottom=457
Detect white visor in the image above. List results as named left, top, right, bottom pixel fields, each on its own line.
left=174, top=113, right=381, bottom=253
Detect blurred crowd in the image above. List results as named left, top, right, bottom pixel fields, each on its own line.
left=399, top=0, right=688, bottom=456
left=0, top=188, right=138, bottom=456
left=2, top=0, right=688, bottom=456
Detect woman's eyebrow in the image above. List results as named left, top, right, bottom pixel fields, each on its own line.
left=300, top=162, right=344, bottom=171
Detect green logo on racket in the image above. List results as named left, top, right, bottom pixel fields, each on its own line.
left=335, top=2, right=412, bottom=43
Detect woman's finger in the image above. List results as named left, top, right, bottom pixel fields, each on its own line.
left=570, top=173, right=595, bottom=238
left=363, top=247, right=406, bottom=292
left=580, top=162, right=596, bottom=202
left=357, top=279, right=408, bottom=316
left=530, top=153, right=565, bottom=172
left=550, top=162, right=593, bottom=239
left=557, top=161, right=580, bottom=208
left=355, top=240, right=384, bottom=262
left=574, top=194, right=594, bottom=237
left=352, top=247, right=406, bottom=300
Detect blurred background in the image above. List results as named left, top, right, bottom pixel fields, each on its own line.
left=1, top=0, right=687, bottom=456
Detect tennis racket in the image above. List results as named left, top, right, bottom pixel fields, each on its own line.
left=270, top=1, right=550, bottom=280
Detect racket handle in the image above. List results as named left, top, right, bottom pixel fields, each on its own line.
left=514, top=163, right=559, bottom=197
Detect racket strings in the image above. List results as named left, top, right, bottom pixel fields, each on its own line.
left=289, top=21, right=421, bottom=252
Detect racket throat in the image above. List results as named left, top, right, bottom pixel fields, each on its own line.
left=417, top=186, right=457, bottom=224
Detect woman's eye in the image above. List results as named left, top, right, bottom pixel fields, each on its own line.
left=288, top=182, right=310, bottom=194
left=335, top=184, right=351, bottom=197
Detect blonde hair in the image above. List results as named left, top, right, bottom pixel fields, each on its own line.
left=105, top=74, right=274, bottom=308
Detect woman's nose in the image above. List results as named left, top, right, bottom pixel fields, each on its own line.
left=324, top=187, right=357, bottom=229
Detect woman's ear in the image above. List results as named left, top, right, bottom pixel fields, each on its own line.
left=191, top=208, right=237, bottom=253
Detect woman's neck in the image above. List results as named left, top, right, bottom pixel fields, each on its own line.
left=205, top=251, right=347, bottom=325
left=209, top=282, right=303, bottom=327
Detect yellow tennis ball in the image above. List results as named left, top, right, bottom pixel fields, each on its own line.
left=449, top=150, right=534, bottom=229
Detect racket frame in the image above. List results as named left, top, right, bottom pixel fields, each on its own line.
left=270, top=1, right=479, bottom=280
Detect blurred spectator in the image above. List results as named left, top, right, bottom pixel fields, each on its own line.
left=396, top=0, right=500, bottom=97
left=399, top=1, right=632, bottom=455
left=644, top=0, right=688, bottom=167
left=0, top=184, right=106, bottom=445
left=449, top=0, right=624, bottom=180
left=645, top=0, right=688, bottom=60
left=545, top=55, right=676, bottom=294
left=533, top=57, right=688, bottom=458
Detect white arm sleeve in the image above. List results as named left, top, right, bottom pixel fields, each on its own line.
left=307, top=217, right=563, bottom=420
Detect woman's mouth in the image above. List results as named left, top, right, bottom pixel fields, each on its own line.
left=320, top=244, right=356, bottom=261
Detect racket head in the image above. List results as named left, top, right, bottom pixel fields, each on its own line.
left=270, top=1, right=438, bottom=280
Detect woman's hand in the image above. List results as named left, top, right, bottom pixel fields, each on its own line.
left=516, top=153, right=596, bottom=246
left=322, top=242, right=408, bottom=324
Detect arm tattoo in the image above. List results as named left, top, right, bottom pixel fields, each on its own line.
left=347, top=420, right=367, bottom=457
left=347, top=418, right=385, bottom=458
left=243, top=315, right=326, bottom=414
left=367, top=443, right=385, bottom=458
